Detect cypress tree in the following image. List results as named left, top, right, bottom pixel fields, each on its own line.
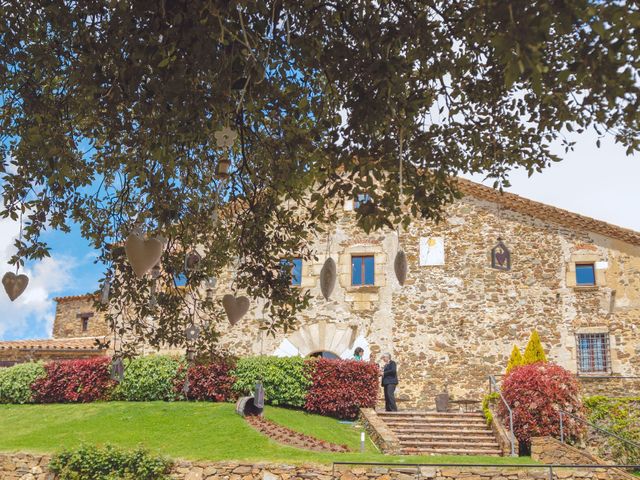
left=506, top=345, right=524, bottom=374
left=523, top=330, right=548, bottom=364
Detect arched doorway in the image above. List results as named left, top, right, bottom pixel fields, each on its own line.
left=308, top=351, right=340, bottom=359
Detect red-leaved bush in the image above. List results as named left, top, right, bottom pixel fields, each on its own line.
left=174, top=359, right=236, bottom=402
left=32, top=357, right=115, bottom=403
left=498, top=362, right=585, bottom=447
left=304, top=358, right=379, bottom=419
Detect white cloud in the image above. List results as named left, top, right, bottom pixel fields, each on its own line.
left=0, top=217, right=75, bottom=340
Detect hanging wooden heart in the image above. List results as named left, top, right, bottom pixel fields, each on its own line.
left=2, top=272, right=29, bottom=301
left=320, top=257, right=337, bottom=300
left=222, top=294, right=250, bottom=325
left=124, top=230, right=164, bottom=278
left=394, top=250, right=408, bottom=286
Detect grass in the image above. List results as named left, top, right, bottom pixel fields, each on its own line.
left=0, top=402, right=536, bottom=465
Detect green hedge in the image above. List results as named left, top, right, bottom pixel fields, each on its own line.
left=0, top=362, right=46, bottom=404
left=113, top=355, right=185, bottom=401
left=49, top=444, right=171, bottom=480
left=232, top=356, right=312, bottom=407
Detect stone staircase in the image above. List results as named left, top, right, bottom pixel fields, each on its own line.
left=376, top=411, right=503, bottom=456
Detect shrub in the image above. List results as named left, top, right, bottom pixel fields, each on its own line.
left=114, top=355, right=184, bottom=401
left=584, top=396, right=640, bottom=466
left=32, top=357, right=114, bottom=403
left=174, top=358, right=237, bottom=401
left=522, top=330, right=547, bottom=365
left=499, top=362, right=584, bottom=448
left=49, top=444, right=171, bottom=480
left=232, top=356, right=312, bottom=407
left=482, top=392, right=499, bottom=425
left=0, top=362, right=46, bottom=404
left=304, top=358, right=379, bottom=419
left=506, top=345, right=523, bottom=374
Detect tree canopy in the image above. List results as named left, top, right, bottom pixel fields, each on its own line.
left=1, top=1, right=638, bottom=354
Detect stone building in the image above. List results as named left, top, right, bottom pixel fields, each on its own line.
left=2, top=179, right=639, bottom=407
left=0, top=295, right=108, bottom=366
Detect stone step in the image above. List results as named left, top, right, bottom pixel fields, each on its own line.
left=400, top=439, right=500, bottom=449
left=394, top=428, right=494, bottom=436
left=383, top=421, right=489, bottom=429
left=401, top=447, right=502, bottom=456
left=397, top=433, right=497, bottom=441
left=377, top=412, right=485, bottom=419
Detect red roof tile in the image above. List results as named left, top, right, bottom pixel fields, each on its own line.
left=0, top=337, right=107, bottom=351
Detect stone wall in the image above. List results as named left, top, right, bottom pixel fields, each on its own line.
left=1, top=452, right=635, bottom=480
left=579, top=376, right=640, bottom=397
left=207, top=194, right=640, bottom=407
left=52, top=295, right=110, bottom=339
left=0, top=348, right=105, bottom=367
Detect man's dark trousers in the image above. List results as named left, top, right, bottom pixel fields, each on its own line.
left=384, top=383, right=397, bottom=412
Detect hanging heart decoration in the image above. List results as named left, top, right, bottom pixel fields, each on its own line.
left=110, top=357, right=125, bottom=383
left=394, top=250, right=408, bottom=286
left=2, top=272, right=29, bottom=301
left=124, top=229, right=164, bottom=278
left=320, top=257, right=337, bottom=300
left=222, top=294, right=250, bottom=325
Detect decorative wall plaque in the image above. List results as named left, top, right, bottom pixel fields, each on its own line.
left=419, top=237, right=444, bottom=266
left=491, top=237, right=511, bottom=271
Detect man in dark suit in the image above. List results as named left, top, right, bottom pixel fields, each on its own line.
left=381, top=352, right=398, bottom=412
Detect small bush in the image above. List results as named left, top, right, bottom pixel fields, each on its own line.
left=232, top=356, right=312, bottom=407
left=174, top=358, right=237, bottom=401
left=584, top=396, right=640, bottom=466
left=32, top=357, right=114, bottom=403
left=49, top=444, right=171, bottom=480
left=499, top=362, right=584, bottom=448
left=506, top=345, right=523, bottom=374
left=522, top=330, right=547, bottom=365
left=114, top=355, right=184, bottom=401
left=304, top=358, right=379, bottom=419
left=0, top=362, right=46, bottom=404
left=482, top=392, right=499, bottom=425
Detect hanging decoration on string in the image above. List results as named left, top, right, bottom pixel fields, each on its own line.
left=3, top=209, right=29, bottom=301
left=184, top=251, right=202, bottom=272
left=214, top=126, right=237, bottom=179
left=491, top=237, right=511, bottom=271
left=320, top=258, right=336, bottom=301
left=394, top=126, right=408, bottom=286
left=110, top=356, right=125, bottom=383
left=222, top=294, right=250, bottom=325
left=185, top=324, right=200, bottom=342
left=205, top=277, right=217, bottom=301
left=149, top=265, right=161, bottom=308
left=124, top=225, right=165, bottom=278
left=100, top=274, right=111, bottom=305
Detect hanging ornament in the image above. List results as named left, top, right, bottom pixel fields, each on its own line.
left=100, top=275, right=111, bottom=305
left=491, top=237, right=511, bottom=271
left=184, top=251, right=202, bottom=272
left=110, top=357, right=125, bottom=383
left=182, top=373, right=191, bottom=397
left=205, top=277, right=217, bottom=300
left=222, top=294, right=250, bottom=325
left=124, top=227, right=164, bottom=278
left=215, top=154, right=231, bottom=179
left=149, top=265, right=161, bottom=308
left=214, top=127, right=238, bottom=149
left=2, top=272, right=29, bottom=302
left=394, top=250, right=408, bottom=286
left=320, top=258, right=336, bottom=300
left=185, top=325, right=200, bottom=342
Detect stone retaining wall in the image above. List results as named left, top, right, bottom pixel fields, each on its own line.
left=1, top=451, right=635, bottom=480
left=579, top=376, right=640, bottom=398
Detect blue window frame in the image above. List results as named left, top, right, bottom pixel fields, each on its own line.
left=354, top=193, right=372, bottom=209
left=281, top=258, right=302, bottom=286
left=351, top=255, right=375, bottom=286
left=576, top=263, right=596, bottom=286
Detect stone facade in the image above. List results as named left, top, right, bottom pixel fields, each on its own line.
left=0, top=452, right=634, bottom=480
left=209, top=187, right=640, bottom=407
left=51, top=295, right=110, bottom=339
left=7, top=180, right=640, bottom=407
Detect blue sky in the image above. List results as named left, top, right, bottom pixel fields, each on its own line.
left=0, top=130, right=638, bottom=341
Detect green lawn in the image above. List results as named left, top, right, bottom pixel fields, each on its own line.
left=0, top=402, right=535, bottom=465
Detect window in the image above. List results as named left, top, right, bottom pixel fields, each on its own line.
left=280, top=258, right=302, bottom=286
left=354, top=193, right=372, bottom=210
left=81, top=317, right=89, bottom=332
left=351, top=255, right=375, bottom=286
left=576, top=263, right=596, bottom=286
left=577, top=333, right=611, bottom=374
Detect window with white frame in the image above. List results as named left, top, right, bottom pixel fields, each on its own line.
left=576, top=332, right=611, bottom=374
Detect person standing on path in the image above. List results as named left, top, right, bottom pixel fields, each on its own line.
left=381, top=352, right=398, bottom=412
